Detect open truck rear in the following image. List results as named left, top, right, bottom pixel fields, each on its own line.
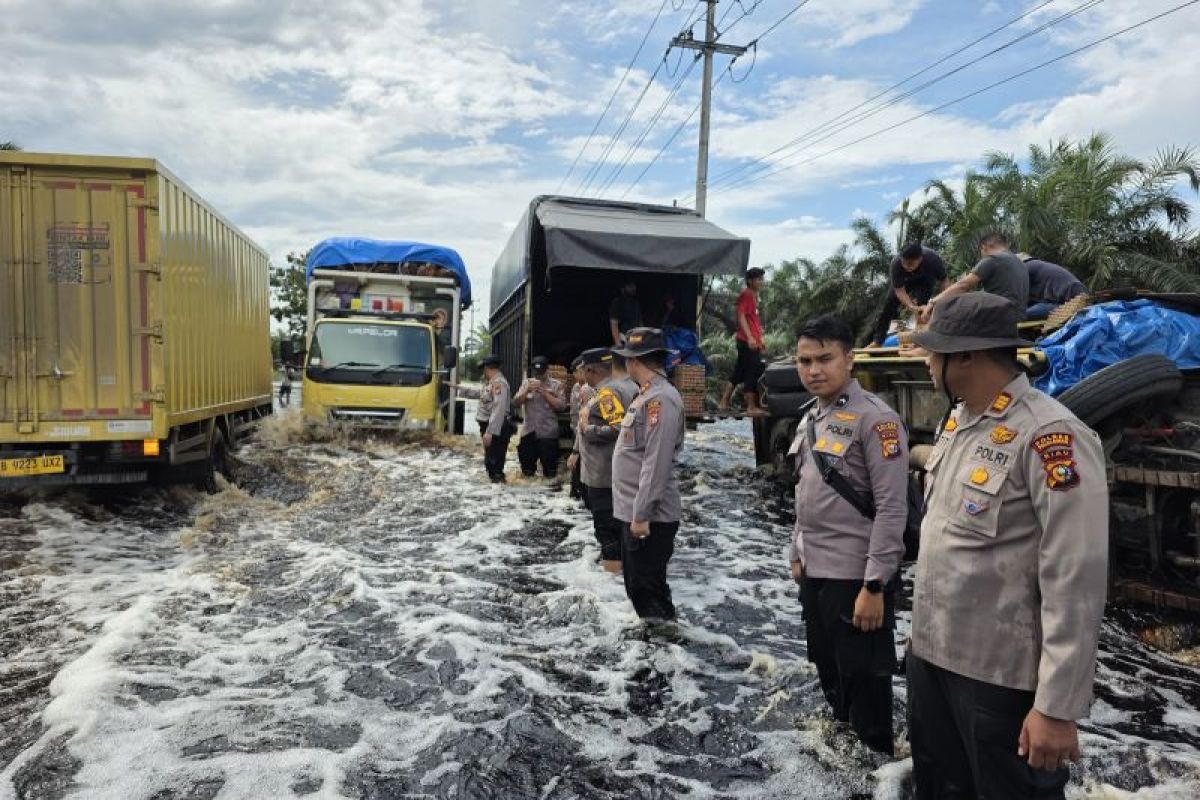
left=489, top=196, right=750, bottom=421
left=0, top=152, right=273, bottom=487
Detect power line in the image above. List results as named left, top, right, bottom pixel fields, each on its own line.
left=711, top=0, right=1200, bottom=198
left=704, top=0, right=1060, bottom=190
left=746, top=0, right=812, bottom=42
left=557, top=0, right=672, bottom=192
left=696, top=0, right=1104, bottom=203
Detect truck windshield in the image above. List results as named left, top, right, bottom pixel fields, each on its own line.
left=309, top=324, right=432, bottom=372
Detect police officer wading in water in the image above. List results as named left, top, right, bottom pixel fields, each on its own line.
left=788, top=316, right=909, bottom=754
left=569, top=348, right=640, bottom=573
left=908, top=293, right=1108, bottom=798
left=611, top=328, right=686, bottom=621
left=514, top=355, right=566, bottom=479
left=452, top=354, right=513, bottom=483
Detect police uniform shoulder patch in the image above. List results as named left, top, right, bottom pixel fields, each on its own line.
left=491, top=382, right=502, bottom=395
left=990, top=425, right=1018, bottom=444
left=597, top=388, right=625, bottom=425
left=944, top=417, right=958, bottom=432
left=1032, top=432, right=1079, bottom=491
left=646, top=399, right=662, bottom=427
left=873, top=420, right=902, bottom=460
left=990, top=392, right=1013, bottom=414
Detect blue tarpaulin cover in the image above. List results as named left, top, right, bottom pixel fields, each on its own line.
left=307, top=237, right=472, bottom=308
left=663, top=326, right=710, bottom=373
left=1035, top=299, right=1200, bottom=396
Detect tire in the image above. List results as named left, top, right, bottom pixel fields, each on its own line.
left=1057, top=354, right=1182, bottom=427
left=767, top=418, right=799, bottom=483
left=196, top=428, right=229, bottom=494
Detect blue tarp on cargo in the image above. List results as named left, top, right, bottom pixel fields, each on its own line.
left=1035, top=299, right=1200, bottom=396
left=663, top=325, right=710, bottom=373
left=307, top=237, right=472, bottom=308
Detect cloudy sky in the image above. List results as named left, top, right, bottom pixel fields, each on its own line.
left=3, top=0, right=1198, bottom=317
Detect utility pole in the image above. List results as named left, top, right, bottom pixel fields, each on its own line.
left=671, top=0, right=747, bottom=217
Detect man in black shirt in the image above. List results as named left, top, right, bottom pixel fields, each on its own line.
left=1022, top=255, right=1087, bottom=319
left=609, top=279, right=643, bottom=345
left=868, top=243, right=948, bottom=347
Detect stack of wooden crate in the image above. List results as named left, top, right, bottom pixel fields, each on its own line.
left=671, top=364, right=707, bottom=416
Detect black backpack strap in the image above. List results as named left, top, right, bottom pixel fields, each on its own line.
left=806, top=409, right=876, bottom=520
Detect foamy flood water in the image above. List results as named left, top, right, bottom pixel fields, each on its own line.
left=2, top=414, right=1199, bottom=799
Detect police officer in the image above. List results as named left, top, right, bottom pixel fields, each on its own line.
left=514, top=355, right=566, bottom=479
left=908, top=293, right=1108, bottom=798
left=787, top=315, right=909, bottom=754
left=456, top=354, right=512, bottom=483
left=611, top=328, right=685, bottom=621
left=568, top=356, right=593, bottom=503
left=572, top=347, right=641, bottom=573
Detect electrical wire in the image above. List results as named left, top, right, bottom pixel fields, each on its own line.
left=558, top=0, right=672, bottom=193
left=710, top=0, right=1200, bottom=198
left=692, top=0, right=1106, bottom=202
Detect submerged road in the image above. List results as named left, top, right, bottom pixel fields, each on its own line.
left=1, top=416, right=1199, bottom=799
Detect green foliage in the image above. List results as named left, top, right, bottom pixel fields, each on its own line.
left=459, top=323, right=492, bottom=380
left=0, top=141, right=20, bottom=151
left=270, top=251, right=309, bottom=339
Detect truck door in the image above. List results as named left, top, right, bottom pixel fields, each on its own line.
left=0, top=165, right=153, bottom=431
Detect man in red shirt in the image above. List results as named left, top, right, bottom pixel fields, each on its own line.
left=719, top=267, right=768, bottom=416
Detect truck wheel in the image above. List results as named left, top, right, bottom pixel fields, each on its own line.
left=196, top=428, right=229, bottom=494
left=768, top=418, right=798, bottom=482
left=1057, top=354, right=1182, bottom=427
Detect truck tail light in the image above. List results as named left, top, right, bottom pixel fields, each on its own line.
left=143, top=439, right=161, bottom=457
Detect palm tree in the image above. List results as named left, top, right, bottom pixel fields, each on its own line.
left=0, top=141, right=20, bottom=150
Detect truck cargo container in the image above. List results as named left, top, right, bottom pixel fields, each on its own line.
left=0, top=152, right=273, bottom=487
left=489, top=196, right=750, bottom=427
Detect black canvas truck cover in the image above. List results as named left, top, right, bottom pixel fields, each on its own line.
left=490, top=196, right=751, bottom=312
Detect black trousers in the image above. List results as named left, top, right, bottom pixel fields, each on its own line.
left=799, top=576, right=896, bottom=754
left=587, top=487, right=622, bottom=561
left=871, top=282, right=936, bottom=344
left=518, top=433, right=559, bottom=477
left=729, top=339, right=765, bottom=392
left=569, top=456, right=590, bottom=507
left=620, top=521, right=679, bottom=620
left=907, top=654, right=1068, bottom=799
left=478, top=421, right=510, bottom=482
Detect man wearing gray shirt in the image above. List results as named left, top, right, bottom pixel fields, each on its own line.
left=611, top=328, right=686, bottom=621
left=787, top=315, right=909, bottom=754
left=571, top=347, right=640, bottom=573
left=922, top=231, right=1030, bottom=321
left=1022, top=255, right=1087, bottom=319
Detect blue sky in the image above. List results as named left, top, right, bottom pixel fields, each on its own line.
left=4, top=0, right=1199, bottom=319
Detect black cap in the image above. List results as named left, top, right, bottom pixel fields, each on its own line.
left=530, top=355, right=549, bottom=371
left=911, top=293, right=1034, bottom=353
left=479, top=354, right=503, bottom=368
left=580, top=347, right=613, bottom=366
left=612, top=327, right=672, bottom=358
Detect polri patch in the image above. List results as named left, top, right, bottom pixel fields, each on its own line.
left=962, top=497, right=989, bottom=516
left=646, top=399, right=662, bottom=427
left=1032, top=432, right=1079, bottom=491
left=874, top=420, right=902, bottom=460
left=597, top=388, right=625, bottom=424
left=990, top=392, right=1012, bottom=414
left=990, top=425, right=1018, bottom=445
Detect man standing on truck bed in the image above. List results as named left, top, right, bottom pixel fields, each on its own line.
left=453, top=354, right=513, bottom=483
left=573, top=347, right=640, bottom=573
left=787, top=315, right=908, bottom=755
left=921, top=231, right=1029, bottom=322
left=514, top=356, right=566, bottom=479
left=908, top=293, right=1108, bottom=798
left=611, top=328, right=686, bottom=621
left=1021, top=254, right=1087, bottom=320
left=609, top=279, right=643, bottom=346
left=718, top=267, right=769, bottom=416
left=867, top=243, right=948, bottom=348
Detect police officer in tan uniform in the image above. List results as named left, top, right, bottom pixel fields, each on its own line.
left=514, top=355, right=566, bottom=478
left=909, top=293, right=1108, bottom=798
left=569, top=347, right=640, bottom=572
left=452, top=354, right=513, bottom=483
left=787, top=315, right=909, bottom=754
left=611, top=328, right=686, bottom=621
left=568, top=356, right=594, bottom=504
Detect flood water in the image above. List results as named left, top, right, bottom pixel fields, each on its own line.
left=1, top=414, right=1199, bottom=799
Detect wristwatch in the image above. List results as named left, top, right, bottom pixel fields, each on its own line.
left=863, top=579, right=884, bottom=594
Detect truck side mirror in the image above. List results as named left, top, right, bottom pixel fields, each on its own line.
left=443, top=346, right=458, bottom=370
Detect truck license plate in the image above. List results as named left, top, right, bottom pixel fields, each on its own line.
left=0, top=455, right=66, bottom=477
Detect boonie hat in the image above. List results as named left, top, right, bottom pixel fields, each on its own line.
left=612, top=327, right=672, bottom=358
left=912, top=293, right=1034, bottom=354
left=580, top=347, right=612, bottom=366
left=479, top=353, right=503, bottom=368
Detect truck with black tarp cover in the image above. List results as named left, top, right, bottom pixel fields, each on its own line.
left=489, top=196, right=750, bottom=417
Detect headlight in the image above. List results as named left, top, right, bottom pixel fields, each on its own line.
left=405, top=419, right=433, bottom=431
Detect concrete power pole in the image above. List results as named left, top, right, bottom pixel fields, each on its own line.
left=672, top=1, right=747, bottom=217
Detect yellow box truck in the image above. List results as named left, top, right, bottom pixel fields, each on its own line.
left=0, top=152, right=273, bottom=487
